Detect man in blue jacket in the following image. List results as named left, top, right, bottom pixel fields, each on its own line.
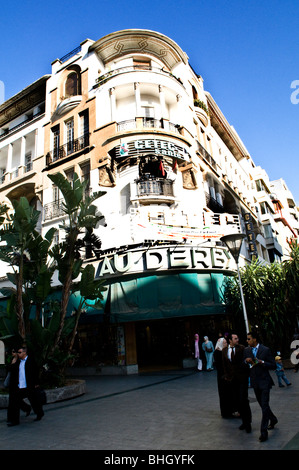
left=244, top=331, right=277, bottom=442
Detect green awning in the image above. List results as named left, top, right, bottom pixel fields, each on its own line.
left=108, top=272, right=228, bottom=323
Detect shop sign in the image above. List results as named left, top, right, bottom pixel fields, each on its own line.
left=96, top=245, right=234, bottom=279
left=116, top=139, right=190, bottom=161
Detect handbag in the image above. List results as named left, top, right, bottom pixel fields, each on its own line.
left=206, top=347, right=213, bottom=353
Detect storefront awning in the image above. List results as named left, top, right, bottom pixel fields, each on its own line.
left=107, top=272, right=228, bottom=323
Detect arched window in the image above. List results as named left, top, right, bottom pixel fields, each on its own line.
left=65, top=72, right=79, bottom=97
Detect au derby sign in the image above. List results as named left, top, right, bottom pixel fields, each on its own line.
left=96, top=244, right=234, bottom=279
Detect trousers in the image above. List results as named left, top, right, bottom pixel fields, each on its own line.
left=8, top=387, right=44, bottom=424
left=253, top=386, right=276, bottom=433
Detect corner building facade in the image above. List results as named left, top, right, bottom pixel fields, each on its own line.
left=1, top=30, right=298, bottom=373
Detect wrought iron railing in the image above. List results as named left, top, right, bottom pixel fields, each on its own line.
left=46, top=133, right=90, bottom=165
left=95, top=65, right=183, bottom=87
left=197, top=141, right=217, bottom=172
left=44, top=201, right=65, bottom=220
left=136, top=178, right=174, bottom=197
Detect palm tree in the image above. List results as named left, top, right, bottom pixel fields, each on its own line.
left=47, top=172, right=106, bottom=353
left=0, top=197, right=55, bottom=339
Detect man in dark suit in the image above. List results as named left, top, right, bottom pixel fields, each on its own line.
left=7, top=345, right=44, bottom=426
left=222, top=333, right=251, bottom=432
left=244, top=331, right=277, bottom=442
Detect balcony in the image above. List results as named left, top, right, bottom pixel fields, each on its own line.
left=46, top=133, right=90, bottom=166
left=0, top=110, right=45, bottom=141
left=205, top=191, right=224, bottom=213
left=116, top=118, right=181, bottom=134
left=44, top=201, right=65, bottom=221
left=197, top=141, right=218, bottom=173
left=94, top=65, right=183, bottom=88
left=134, top=177, right=175, bottom=204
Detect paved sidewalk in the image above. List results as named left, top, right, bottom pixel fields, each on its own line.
left=0, top=368, right=298, bottom=450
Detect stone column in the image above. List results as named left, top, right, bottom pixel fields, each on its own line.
left=109, top=87, right=116, bottom=122
left=19, top=136, right=26, bottom=175
left=134, top=82, right=141, bottom=117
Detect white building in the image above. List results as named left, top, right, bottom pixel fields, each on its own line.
left=0, top=30, right=298, bottom=372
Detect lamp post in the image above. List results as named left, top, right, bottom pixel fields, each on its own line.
left=220, top=233, right=249, bottom=334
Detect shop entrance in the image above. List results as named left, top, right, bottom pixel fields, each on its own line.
left=135, top=319, right=186, bottom=371
left=135, top=315, right=233, bottom=371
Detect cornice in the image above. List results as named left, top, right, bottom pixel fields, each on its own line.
left=89, top=29, right=188, bottom=69
left=0, top=75, right=50, bottom=127
left=205, top=91, right=249, bottom=162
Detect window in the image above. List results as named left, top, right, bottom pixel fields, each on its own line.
left=79, top=110, right=89, bottom=148
left=53, top=185, right=60, bottom=203
left=133, top=58, right=151, bottom=69
left=25, top=152, right=32, bottom=172
left=65, top=72, right=79, bottom=97
left=80, top=162, right=90, bottom=198
left=142, top=106, right=155, bottom=118
left=264, top=224, right=273, bottom=238
left=65, top=167, right=74, bottom=183
left=65, top=119, right=74, bottom=154
left=52, top=125, right=60, bottom=160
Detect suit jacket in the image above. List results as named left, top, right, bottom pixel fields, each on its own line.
left=9, top=355, right=40, bottom=392
left=222, top=344, right=249, bottom=383
left=243, top=344, right=275, bottom=389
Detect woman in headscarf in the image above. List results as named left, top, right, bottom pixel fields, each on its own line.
left=202, top=336, right=214, bottom=371
left=194, top=334, right=202, bottom=371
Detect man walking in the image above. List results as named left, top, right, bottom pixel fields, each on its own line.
left=244, top=331, right=277, bottom=442
left=222, top=332, right=252, bottom=432
left=7, top=345, right=44, bottom=426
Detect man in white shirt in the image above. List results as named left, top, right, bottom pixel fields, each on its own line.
left=7, top=345, right=44, bottom=426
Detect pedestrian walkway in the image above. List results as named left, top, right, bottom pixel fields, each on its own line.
left=0, top=368, right=298, bottom=450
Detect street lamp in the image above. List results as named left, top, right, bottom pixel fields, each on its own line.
left=220, top=233, right=249, bottom=334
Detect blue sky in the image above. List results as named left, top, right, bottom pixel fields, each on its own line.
left=1, top=0, right=298, bottom=203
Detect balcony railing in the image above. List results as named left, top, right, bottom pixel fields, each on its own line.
left=46, top=133, right=90, bottom=165
left=94, top=65, right=184, bottom=88
left=197, top=141, right=217, bottom=172
left=44, top=201, right=65, bottom=220
left=205, top=192, right=224, bottom=213
left=116, top=118, right=181, bottom=134
left=0, top=110, right=45, bottom=141
left=136, top=178, right=174, bottom=198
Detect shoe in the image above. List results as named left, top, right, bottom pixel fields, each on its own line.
left=34, top=412, right=44, bottom=421
left=259, top=432, right=268, bottom=442
left=279, top=384, right=285, bottom=387
left=7, top=422, right=19, bottom=427
left=287, top=383, right=292, bottom=386
left=239, top=423, right=251, bottom=432
left=25, top=407, right=31, bottom=417
left=268, top=418, right=278, bottom=430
